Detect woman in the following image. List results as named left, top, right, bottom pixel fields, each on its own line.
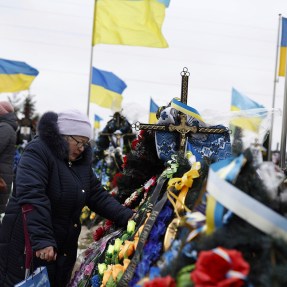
left=0, top=109, right=134, bottom=286
left=0, top=101, right=18, bottom=214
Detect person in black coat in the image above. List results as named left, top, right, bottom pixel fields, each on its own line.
left=0, top=101, right=18, bottom=214
left=0, top=109, right=134, bottom=287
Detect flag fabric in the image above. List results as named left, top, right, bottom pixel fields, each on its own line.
left=230, top=88, right=265, bottom=133
left=90, top=67, right=127, bottom=111
left=93, top=0, right=168, bottom=48
left=94, top=114, right=103, bottom=129
left=206, top=154, right=247, bottom=234
left=0, top=58, right=39, bottom=92
left=155, top=99, right=231, bottom=162
left=156, top=0, right=170, bottom=7
left=149, top=98, right=159, bottom=124
left=279, top=17, right=287, bottom=77
left=170, top=98, right=204, bottom=122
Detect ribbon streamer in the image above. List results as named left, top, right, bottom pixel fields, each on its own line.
left=167, top=163, right=200, bottom=217
left=207, top=168, right=287, bottom=242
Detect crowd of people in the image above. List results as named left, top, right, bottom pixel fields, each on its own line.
left=0, top=99, right=286, bottom=287
left=0, top=104, right=134, bottom=286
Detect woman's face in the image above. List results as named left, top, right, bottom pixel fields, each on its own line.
left=66, top=135, right=90, bottom=161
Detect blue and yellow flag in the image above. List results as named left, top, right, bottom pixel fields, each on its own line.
left=156, top=0, right=170, bottom=7
left=93, top=0, right=168, bottom=48
left=90, top=67, right=127, bottom=111
left=0, top=58, right=39, bottom=92
left=149, top=98, right=159, bottom=124
left=170, top=98, right=204, bottom=122
left=230, top=88, right=265, bottom=133
left=206, top=154, right=246, bottom=234
left=94, top=114, right=103, bottom=129
left=279, top=17, right=287, bottom=77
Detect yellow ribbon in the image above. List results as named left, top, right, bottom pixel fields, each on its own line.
left=167, top=163, right=201, bottom=218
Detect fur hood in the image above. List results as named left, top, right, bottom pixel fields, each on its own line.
left=36, top=111, right=90, bottom=161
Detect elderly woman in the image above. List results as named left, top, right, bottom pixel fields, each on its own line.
left=0, top=109, right=134, bottom=287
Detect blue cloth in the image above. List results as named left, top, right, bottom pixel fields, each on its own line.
left=155, top=104, right=232, bottom=162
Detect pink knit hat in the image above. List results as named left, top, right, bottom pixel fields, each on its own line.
left=0, top=101, right=14, bottom=115
left=57, top=109, right=92, bottom=139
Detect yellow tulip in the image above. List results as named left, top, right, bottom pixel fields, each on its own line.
left=118, top=240, right=135, bottom=260
left=102, top=268, right=112, bottom=286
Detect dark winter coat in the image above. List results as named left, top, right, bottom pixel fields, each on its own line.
left=0, top=112, right=18, bottom=213
left=0, top=111, right=133, bottom=287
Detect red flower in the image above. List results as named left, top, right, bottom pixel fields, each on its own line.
left=112, top=172, right=123, bottom=188
left=131, top=138, right=139, bottom=150
left=143, top=276, right=176, bottom=287
left=131, top=130, right=145, bottom=150
left=92, top=226, right=105, bottom=241
left=122, top=155, right=128, bottom=169
left=104, top=219, right=113, bottom=229
left=191, top=247, right=250, bottom=287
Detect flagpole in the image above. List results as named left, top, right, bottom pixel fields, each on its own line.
left=268, top=14, right=281, bottom=161
left=86, top=0, right=97, bottom=116
left=280, top=43, right=287, bottom=168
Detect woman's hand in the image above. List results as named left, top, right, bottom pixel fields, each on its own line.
left=36, top=246, right=57, bottom=262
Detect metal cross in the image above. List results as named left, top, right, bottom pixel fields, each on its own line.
left=180, top=67, right=189, bottom=104
left=132, top=67, right=229, bottom=153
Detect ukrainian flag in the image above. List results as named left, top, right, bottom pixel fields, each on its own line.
left=170, top=98, right=204, bottom=122
left=149, top=98, right=159, bottom=124
left=206, top=154, right=246, bottom=234
left=156, top=0, right=170, bottom=7
left=0, top=58, right=39, bottom=92
left=279, top=17, right=287, bottom=77
left=230, top=88, right=265, bottom=133
left=90, top=67, right=127, bottom=111
left=93, top=0, right=168, bottom=48
left=94, top=114, right=103, bottom=129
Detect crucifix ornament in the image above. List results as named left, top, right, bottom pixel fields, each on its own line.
left=132, top=67, right=229, bottom=153
left=99, top=132, right=135, bottom=148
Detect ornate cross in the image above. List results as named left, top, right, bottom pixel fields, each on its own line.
left=132, top=67, right=229, bottom=153
left=180, top=67, right=189, bottom=104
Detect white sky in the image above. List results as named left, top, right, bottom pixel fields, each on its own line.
left=0, top=0, right=286, bottom=149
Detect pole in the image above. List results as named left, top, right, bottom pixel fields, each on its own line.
left=86, top=0, right=97, bottom=116
left=268, top=14, right=281, bottom=161
left=280, top=46, right=287, bottom=168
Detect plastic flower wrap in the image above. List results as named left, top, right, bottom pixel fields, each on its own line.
left=68, top=229, right=123, bottom=286
left=84, top=261, right=95, bottom=276
left=256, top=161, right=285, bottom=197
left=200, top=107, right=281, bottom=153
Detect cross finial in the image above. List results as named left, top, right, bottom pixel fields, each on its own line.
left=180, top=67, right=189, bottom=104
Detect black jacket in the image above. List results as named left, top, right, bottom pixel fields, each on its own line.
left=0, top=112, right=18, bottom=213
left=0, top=111, right=133, bottom=287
